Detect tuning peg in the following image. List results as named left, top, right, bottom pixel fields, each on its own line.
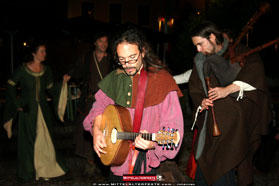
left=169, top=144, right=174, bottom=150
left=172, top=141, right=176, bottom=149
left=167, top=144, right=171, bottom=149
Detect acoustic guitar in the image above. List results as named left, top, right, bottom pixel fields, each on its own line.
left=99, top=104, right=180, bottom=166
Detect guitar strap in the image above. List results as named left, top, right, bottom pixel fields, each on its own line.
left=93, top=51, right=104, bottom=80
left=128, top=67, right=148, bottom=174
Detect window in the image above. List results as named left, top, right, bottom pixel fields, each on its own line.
left=138, top=5, right=150, bottom=26
left=82, top=2, right=94, bottom=18
left=109, top=4, right=122, bottom=24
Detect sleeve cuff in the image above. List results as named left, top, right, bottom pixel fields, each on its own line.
left=232, top=81, right=256, bottom=101
left=173, top=69, right=192, bottom=84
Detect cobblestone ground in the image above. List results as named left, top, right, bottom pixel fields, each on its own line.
left=0, top=117, right=279, bottom=186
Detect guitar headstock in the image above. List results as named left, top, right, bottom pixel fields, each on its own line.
left=155, top=128, right=180, bottom=148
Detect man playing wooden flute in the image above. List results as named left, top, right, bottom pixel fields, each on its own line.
left=189, top=21, right=272, bottom=186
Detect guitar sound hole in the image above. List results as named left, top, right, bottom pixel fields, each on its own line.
left=111, top=128, right=117, bottom=144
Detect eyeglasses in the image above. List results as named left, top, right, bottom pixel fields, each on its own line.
left=118, top=53, right=141, bottom=65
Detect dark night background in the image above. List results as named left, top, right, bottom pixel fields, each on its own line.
left=0, top=0, right=278, bottom=83
left=0, top=0, right=279, bottom=185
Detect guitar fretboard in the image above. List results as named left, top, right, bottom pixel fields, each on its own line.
left=117, top=132, right=154, bottom=141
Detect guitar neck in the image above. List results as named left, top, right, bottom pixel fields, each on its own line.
left=117, top=132, right=155, bottom=141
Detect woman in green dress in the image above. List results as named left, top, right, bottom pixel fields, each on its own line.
left=3, top=41, right=69, bottom=182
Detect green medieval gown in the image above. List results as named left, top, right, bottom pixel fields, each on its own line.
left=3, top=64, right=68, bottom=181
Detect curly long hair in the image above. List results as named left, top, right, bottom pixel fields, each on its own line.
left=111, top=28, right=165, bottom=73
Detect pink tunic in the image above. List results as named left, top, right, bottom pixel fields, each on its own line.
left=83, top=89, right=184, bottom=176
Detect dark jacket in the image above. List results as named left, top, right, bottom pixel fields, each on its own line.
left=189, top=45, right=272, bottom=186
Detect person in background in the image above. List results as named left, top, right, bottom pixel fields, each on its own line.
left=188, top=21, right=272, bottom=186
left=64, top=31, right=113, bottom=166
left=83, top=28, right=184, bottom=182
left=3, top=40, right=69, bottom=182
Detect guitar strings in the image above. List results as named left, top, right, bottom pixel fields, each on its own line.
left=102, top=130, right=152, bottom=140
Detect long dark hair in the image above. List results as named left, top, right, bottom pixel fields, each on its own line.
left=111, top=28, right=165, bottom=73
left=191, top=21, right=224, bottom=45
